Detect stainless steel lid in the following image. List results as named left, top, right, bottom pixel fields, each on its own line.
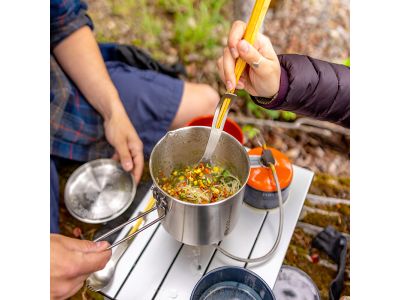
left=273, top=265, right=320, bottom=300
left=64, top=159, right=136, bottom=224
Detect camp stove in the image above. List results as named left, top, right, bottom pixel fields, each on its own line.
left=246, top=146, right=293, bottom=210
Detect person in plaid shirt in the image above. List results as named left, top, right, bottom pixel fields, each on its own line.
left=50, top=1, right=219, bottom=298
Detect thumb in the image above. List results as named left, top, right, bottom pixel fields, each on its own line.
left=64, top=236, right=110, bottom=253
left=237, top=40, right=265, bottom=74
left=78, top=248, right=112, bottom=275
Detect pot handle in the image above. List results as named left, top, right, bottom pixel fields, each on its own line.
left=214, top=162, right=284, bottom=263
left=94, top=189, right=167, bottom=250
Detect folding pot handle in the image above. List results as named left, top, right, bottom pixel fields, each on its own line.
left=152, top=185, right=169, bottom=211
left=94, top=192, right=167, bottom=250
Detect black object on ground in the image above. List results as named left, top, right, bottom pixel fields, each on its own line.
left=100, top=43, right=187, bottom=79
left=311, top=226, right=348, bottom=300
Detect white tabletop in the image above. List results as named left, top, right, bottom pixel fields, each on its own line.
left=101, top=165, right=314, bottom=300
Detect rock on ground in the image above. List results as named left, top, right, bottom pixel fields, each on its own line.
left=234, top=0, right=350, bottom=63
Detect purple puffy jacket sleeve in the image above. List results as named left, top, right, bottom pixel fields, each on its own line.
left=252, top=54, right=350, bottom=128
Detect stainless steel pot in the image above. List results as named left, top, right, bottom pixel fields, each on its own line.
left=150, top=126, right=250, bottom=246
left=95, top=126, right=250, bottom=248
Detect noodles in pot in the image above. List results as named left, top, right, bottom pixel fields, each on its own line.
left=157, top=163, right=241, bottom=204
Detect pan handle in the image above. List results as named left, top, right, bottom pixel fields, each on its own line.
left=94, top=189, right=167, bottom=250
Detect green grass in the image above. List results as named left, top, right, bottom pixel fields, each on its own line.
left=158, top=0, right=229, bottom=61
left=237, top=90, right=297, bottom=121
left=106, top=0, right=164, bottom=55
left=157, top=0, right=229, bottom=60
left=104, top=0, right=229, bottom=63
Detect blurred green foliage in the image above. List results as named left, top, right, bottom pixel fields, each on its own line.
left=242, top=124, right=260, bottom=139
left=107, top=0, right=164, bottom=53
left=105, top=0, right=228, bottom=62
left=157, top=0, right=229, bottom=60
left=237, top=90, right=297, bottom=122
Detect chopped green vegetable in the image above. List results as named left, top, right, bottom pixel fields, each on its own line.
left=158, top=163, right=241, bottom=204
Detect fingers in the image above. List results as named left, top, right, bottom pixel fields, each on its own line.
left=237, top=40, right=273, bottom=76
left=237, top=39, right=260, bottom=65
left=217, top=57, right=225, bottom=83
left=111, top=136, right=143, bottom=184
left=116, top=142, right=133, bottom=172
left=219, top=20, right=247, bottom=90
left=50, top=235, right=111, bottom=300
left=217, top=45, right=257, bottom=91
left=58, top=237, right=111, bottom=277
left=237, top=72, right=250, bottom=90
left=254, top=33, right=278, bottom=61
left=64, top=236, right=110, bottom=253
left=111, top=152, right=119, bottom=161
left=222, top=47, right=236, bottom=90
left=76, top=247, right=112, bottom=275
left=218, top=20, right=279, bottom=92
left=128, top=139, right=144, bottom=184
left=228, top=20, right=247, bottom=59
left=227, top=20, right=277, bottom=61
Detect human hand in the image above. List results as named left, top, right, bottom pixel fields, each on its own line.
left=50, top=234, right=111, bottom=300
left=217, top=20, right=281, bottom=98
left=104, top=105, right=144, bottom=183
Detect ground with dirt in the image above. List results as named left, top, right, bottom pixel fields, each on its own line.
left=58, top=1, right=350, bottom=299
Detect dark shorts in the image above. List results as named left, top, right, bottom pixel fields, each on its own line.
left=50, top=62, right=183, bottom=232
left=107, top=61, right=184, bottom=158
left=51, top=60, right=184, bottom=161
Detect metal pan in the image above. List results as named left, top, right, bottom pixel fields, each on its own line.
left=64, top=159, right=136, bottom=224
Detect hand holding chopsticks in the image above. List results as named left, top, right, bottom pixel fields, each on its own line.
left=217, top=0, right=281, bottom=99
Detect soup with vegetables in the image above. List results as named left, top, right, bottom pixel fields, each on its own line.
left=157, top=163, right=241, bottom=204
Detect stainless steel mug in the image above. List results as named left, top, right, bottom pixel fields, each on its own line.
left=149, top=126, right=250, bottom=246
left=95, top=126, right=250, bottom=248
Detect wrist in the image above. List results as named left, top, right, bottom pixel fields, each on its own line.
left=251, top=66, right=288, bottom=109
left=101, top=93, right=126, bottom=122
left=253, top=91, right=278, bottom=105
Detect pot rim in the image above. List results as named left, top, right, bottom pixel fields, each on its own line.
left=149, top=126, right=250, bottom=207
left=190, top=265, right=275, bottom=300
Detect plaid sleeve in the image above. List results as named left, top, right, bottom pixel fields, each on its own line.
left=50, top=0, right=94, bottom=49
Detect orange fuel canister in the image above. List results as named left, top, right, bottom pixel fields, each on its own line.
left=245, top=147, right=293, bottom=210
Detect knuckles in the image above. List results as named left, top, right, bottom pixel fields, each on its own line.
left=129, top=141, right=143, bottom=153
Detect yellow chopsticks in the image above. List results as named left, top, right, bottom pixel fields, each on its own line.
left=127, top=196, right=156, bottom=237
left=231, top=0, right=272, bottom=91
left=216, top=95, right=232, bottom=129
left=215, top=0, right=272, bottom=130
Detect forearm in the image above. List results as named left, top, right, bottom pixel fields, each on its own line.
left=52, top=26, right=124, bottom=120
left=253, top=54, right=350, bottom=128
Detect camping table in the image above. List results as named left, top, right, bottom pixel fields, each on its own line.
left=100, top=165, right=313, bottom=300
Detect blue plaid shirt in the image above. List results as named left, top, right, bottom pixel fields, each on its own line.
left=51, top=0, right=113, bottom=161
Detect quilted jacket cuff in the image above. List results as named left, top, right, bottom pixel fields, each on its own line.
left=250, top=66, right=289, bottom=109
